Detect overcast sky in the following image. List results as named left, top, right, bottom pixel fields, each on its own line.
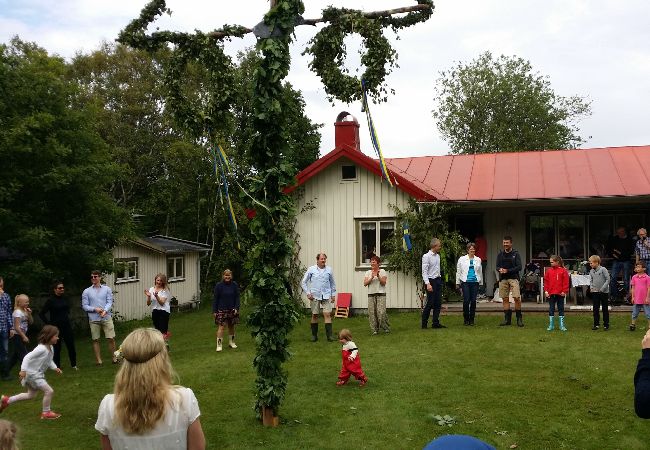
left=1, top=0, right=649, bottom=158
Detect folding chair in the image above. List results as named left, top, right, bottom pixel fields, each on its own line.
left=334, top=293, right=352, bottom=318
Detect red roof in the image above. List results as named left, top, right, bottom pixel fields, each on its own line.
left=290, top=145, right=650, bottom=202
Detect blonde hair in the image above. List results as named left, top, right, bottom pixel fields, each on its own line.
left=589, top=255, right=601, bottom=264
left=154, top=273, right=168, bottom=290
left=13, top=294, right=32, bottom=325
left=38, top=325, right=59, bottom=345
left=114, top=328, right=177, bottom=434
left=338, top=328, right=352, bottom=341
left=0, top=419, right=18, bottom=450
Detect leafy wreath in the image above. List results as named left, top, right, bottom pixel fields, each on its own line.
left=304, top=1, right=433, bottom=104
left=304, top=9, right=395, bottom=104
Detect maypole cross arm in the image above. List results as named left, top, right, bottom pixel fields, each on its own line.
left=118, top=0, right=434, bottom=103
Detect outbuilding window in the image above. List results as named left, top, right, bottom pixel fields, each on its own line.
left=341, top=164, right=357, bottom=181
left=115, top=258, right=138, bottom=283
left=167, top=256, right=185, bottom=281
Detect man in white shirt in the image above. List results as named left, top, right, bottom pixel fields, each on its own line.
left=421, top=238, right=446, bottom=329
left=81, top=271, right=117, bottom=365
left=301, top=253, right=337, bottom=342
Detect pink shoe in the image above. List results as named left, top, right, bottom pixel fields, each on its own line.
left=41, top=410, right=61, bottom=420
left=336, top=380, right=347, bottom=387
left=359, top=377, right=368, bottom=387
left=0, top=395, right=9, bottom=413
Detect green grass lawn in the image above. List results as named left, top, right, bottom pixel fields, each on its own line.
left=2, top=307, right=647, bottom=449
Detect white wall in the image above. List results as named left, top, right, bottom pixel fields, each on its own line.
left=294, top=158, right=422, bottom=310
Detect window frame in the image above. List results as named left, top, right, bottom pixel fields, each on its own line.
left=167, top=255, right=185, bottom=282
left=114, top=258, right=139, bottom=284
left=355, top=217, right=396, bottom=269
left=340, top=164, right=358, bottom=182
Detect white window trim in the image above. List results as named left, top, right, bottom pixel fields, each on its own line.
left=167, top=255, right=185, bottom=282
left=115, top=259, right=139, bottom=284
left=340, top=164, right=358, bottom=183
left=355, top=218, right=396, bottom=269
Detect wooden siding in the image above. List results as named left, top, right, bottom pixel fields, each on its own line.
left=294, top=158, right=422, bottom=310
left=105, top=244, right=202, bottom=321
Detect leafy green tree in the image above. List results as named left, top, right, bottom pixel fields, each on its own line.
left=0, top=38, right=132, bottom=292
left=433, top=51, right=592, bottom=154
left=385, top=199, right=465, bottom=302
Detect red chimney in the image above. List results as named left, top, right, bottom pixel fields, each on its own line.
left=334, top=111, right=361, bottom=152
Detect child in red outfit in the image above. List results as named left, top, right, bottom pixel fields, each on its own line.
left=543, top=255, right=570, bottom=331
left=336, top=329, right=367, bottom=387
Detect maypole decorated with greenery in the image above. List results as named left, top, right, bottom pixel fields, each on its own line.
left=119, top=0, right=434, bottom=423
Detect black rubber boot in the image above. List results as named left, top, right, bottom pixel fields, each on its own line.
left=499, top=310, right=512, bottom=326
left=0, top=362, right=10, bottom=381
left=325, top=323, right=334, bottom=342
left=310, top=323, right=318, bottom=342
left=516, top=310, right=524, bottom=327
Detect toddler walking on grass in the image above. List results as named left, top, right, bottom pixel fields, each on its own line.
left=0, top=325, right=62, bottom=420
left=630, top=261, right=650, bottom=331
left=336, top=329, right=367, bottom=387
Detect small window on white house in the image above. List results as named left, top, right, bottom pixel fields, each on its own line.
left=167, top=256, right=185, bottom=281
left=115, top=258, right=138, bottom=283
left=357, top=220, right=395, bottom=265
left=341, top=165, right=357, bottom=181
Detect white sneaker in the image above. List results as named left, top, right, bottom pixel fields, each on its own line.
left=216, top=338, right=223, bottom=352
left=229, top=336, right=237, bottom=349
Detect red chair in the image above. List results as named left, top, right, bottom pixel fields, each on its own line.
left=334, top=293, right=352, bottom=318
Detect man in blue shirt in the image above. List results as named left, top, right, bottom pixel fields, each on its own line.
left=81, top=270, right=117, bottom=365
left=301, top=253, right=337, bottom=342
left=422, top=238, right=445, bottom=329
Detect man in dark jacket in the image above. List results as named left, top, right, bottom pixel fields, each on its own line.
left=634, top=329, right=650, bottom=418
left=607, top=227, right=634, bottom=302
left=495, top=236, right=523, bottom=327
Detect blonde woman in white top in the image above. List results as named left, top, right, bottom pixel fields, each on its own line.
left=95, top=328, right=205, bottom=450
left=144, top=274, right=171, bottom=343
left=456, top=243, right=483, bottom=326
left=363, top=255, right=390, bottom=334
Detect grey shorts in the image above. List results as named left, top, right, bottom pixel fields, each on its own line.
left=310, top=298, right=334, bottom=314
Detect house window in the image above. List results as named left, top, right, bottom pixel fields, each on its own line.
left=341, top=165, right=357, bottom=181
left=358, top=219, right=395, bottom=265
left=115, top=258, right=138, bottom=283
left=167, top=256, right=185, bottom=281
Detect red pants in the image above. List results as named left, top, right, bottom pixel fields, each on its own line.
left=338, top=350, right=366, bottom=382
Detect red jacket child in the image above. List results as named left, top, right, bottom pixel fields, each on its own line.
left=544, top=265, right=570, bottom=296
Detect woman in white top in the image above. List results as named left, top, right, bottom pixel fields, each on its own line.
left=363, top=255, right=390, bottom=334
left=144, top=274, right=171, bottom=343
left=456, top=243, right=483, bottom=326
left=95, top=328, right=205, bottom=450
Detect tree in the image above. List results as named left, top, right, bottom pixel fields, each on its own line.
left=433, top=51, right=592, bottom=154
left=384, top=199, right=465, bottom=303
left=119, top=0, right=434, bottom=422
left=0, top=38, right=132, bottom=292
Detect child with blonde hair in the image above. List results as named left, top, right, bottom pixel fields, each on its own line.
left=589, top=255, right=610, bottom=330
left=630, top=261, right=650, bottom=331
left=0, top=325, right=62, bottom=419
left=543, top=255, right=569, bottom=331
left=336, top=329, right=368, bottom=387
left=95, top=328, right=205, bottom=449
left=7, top=295, right=32, bottom=375
left=0, top=419, right=18, bottom=450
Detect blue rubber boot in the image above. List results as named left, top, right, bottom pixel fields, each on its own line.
left=559, top=316, right=567, bottom=331
left=547, top=316, right=554, bottom=331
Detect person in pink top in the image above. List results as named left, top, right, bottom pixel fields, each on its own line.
left=630, top=261, right=650, bottom=331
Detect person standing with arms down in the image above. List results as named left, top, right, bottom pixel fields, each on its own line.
left=496, top=236, right=524, bottom=327
left=212, top=269, right=240, bottom=352
left=39, top=281, right=77, bottom=370
left=81, top=271, right=117, bottom=365
left=456, top=243, right=482, bottom=326
left=422, top=238, right=445, bottom=329
left=301, top=253, right=337, bottom=342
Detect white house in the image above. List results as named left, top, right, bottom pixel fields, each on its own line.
left=105, top=235, right=210, bottom=320
left=288, top=112, right=650, bottom=310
